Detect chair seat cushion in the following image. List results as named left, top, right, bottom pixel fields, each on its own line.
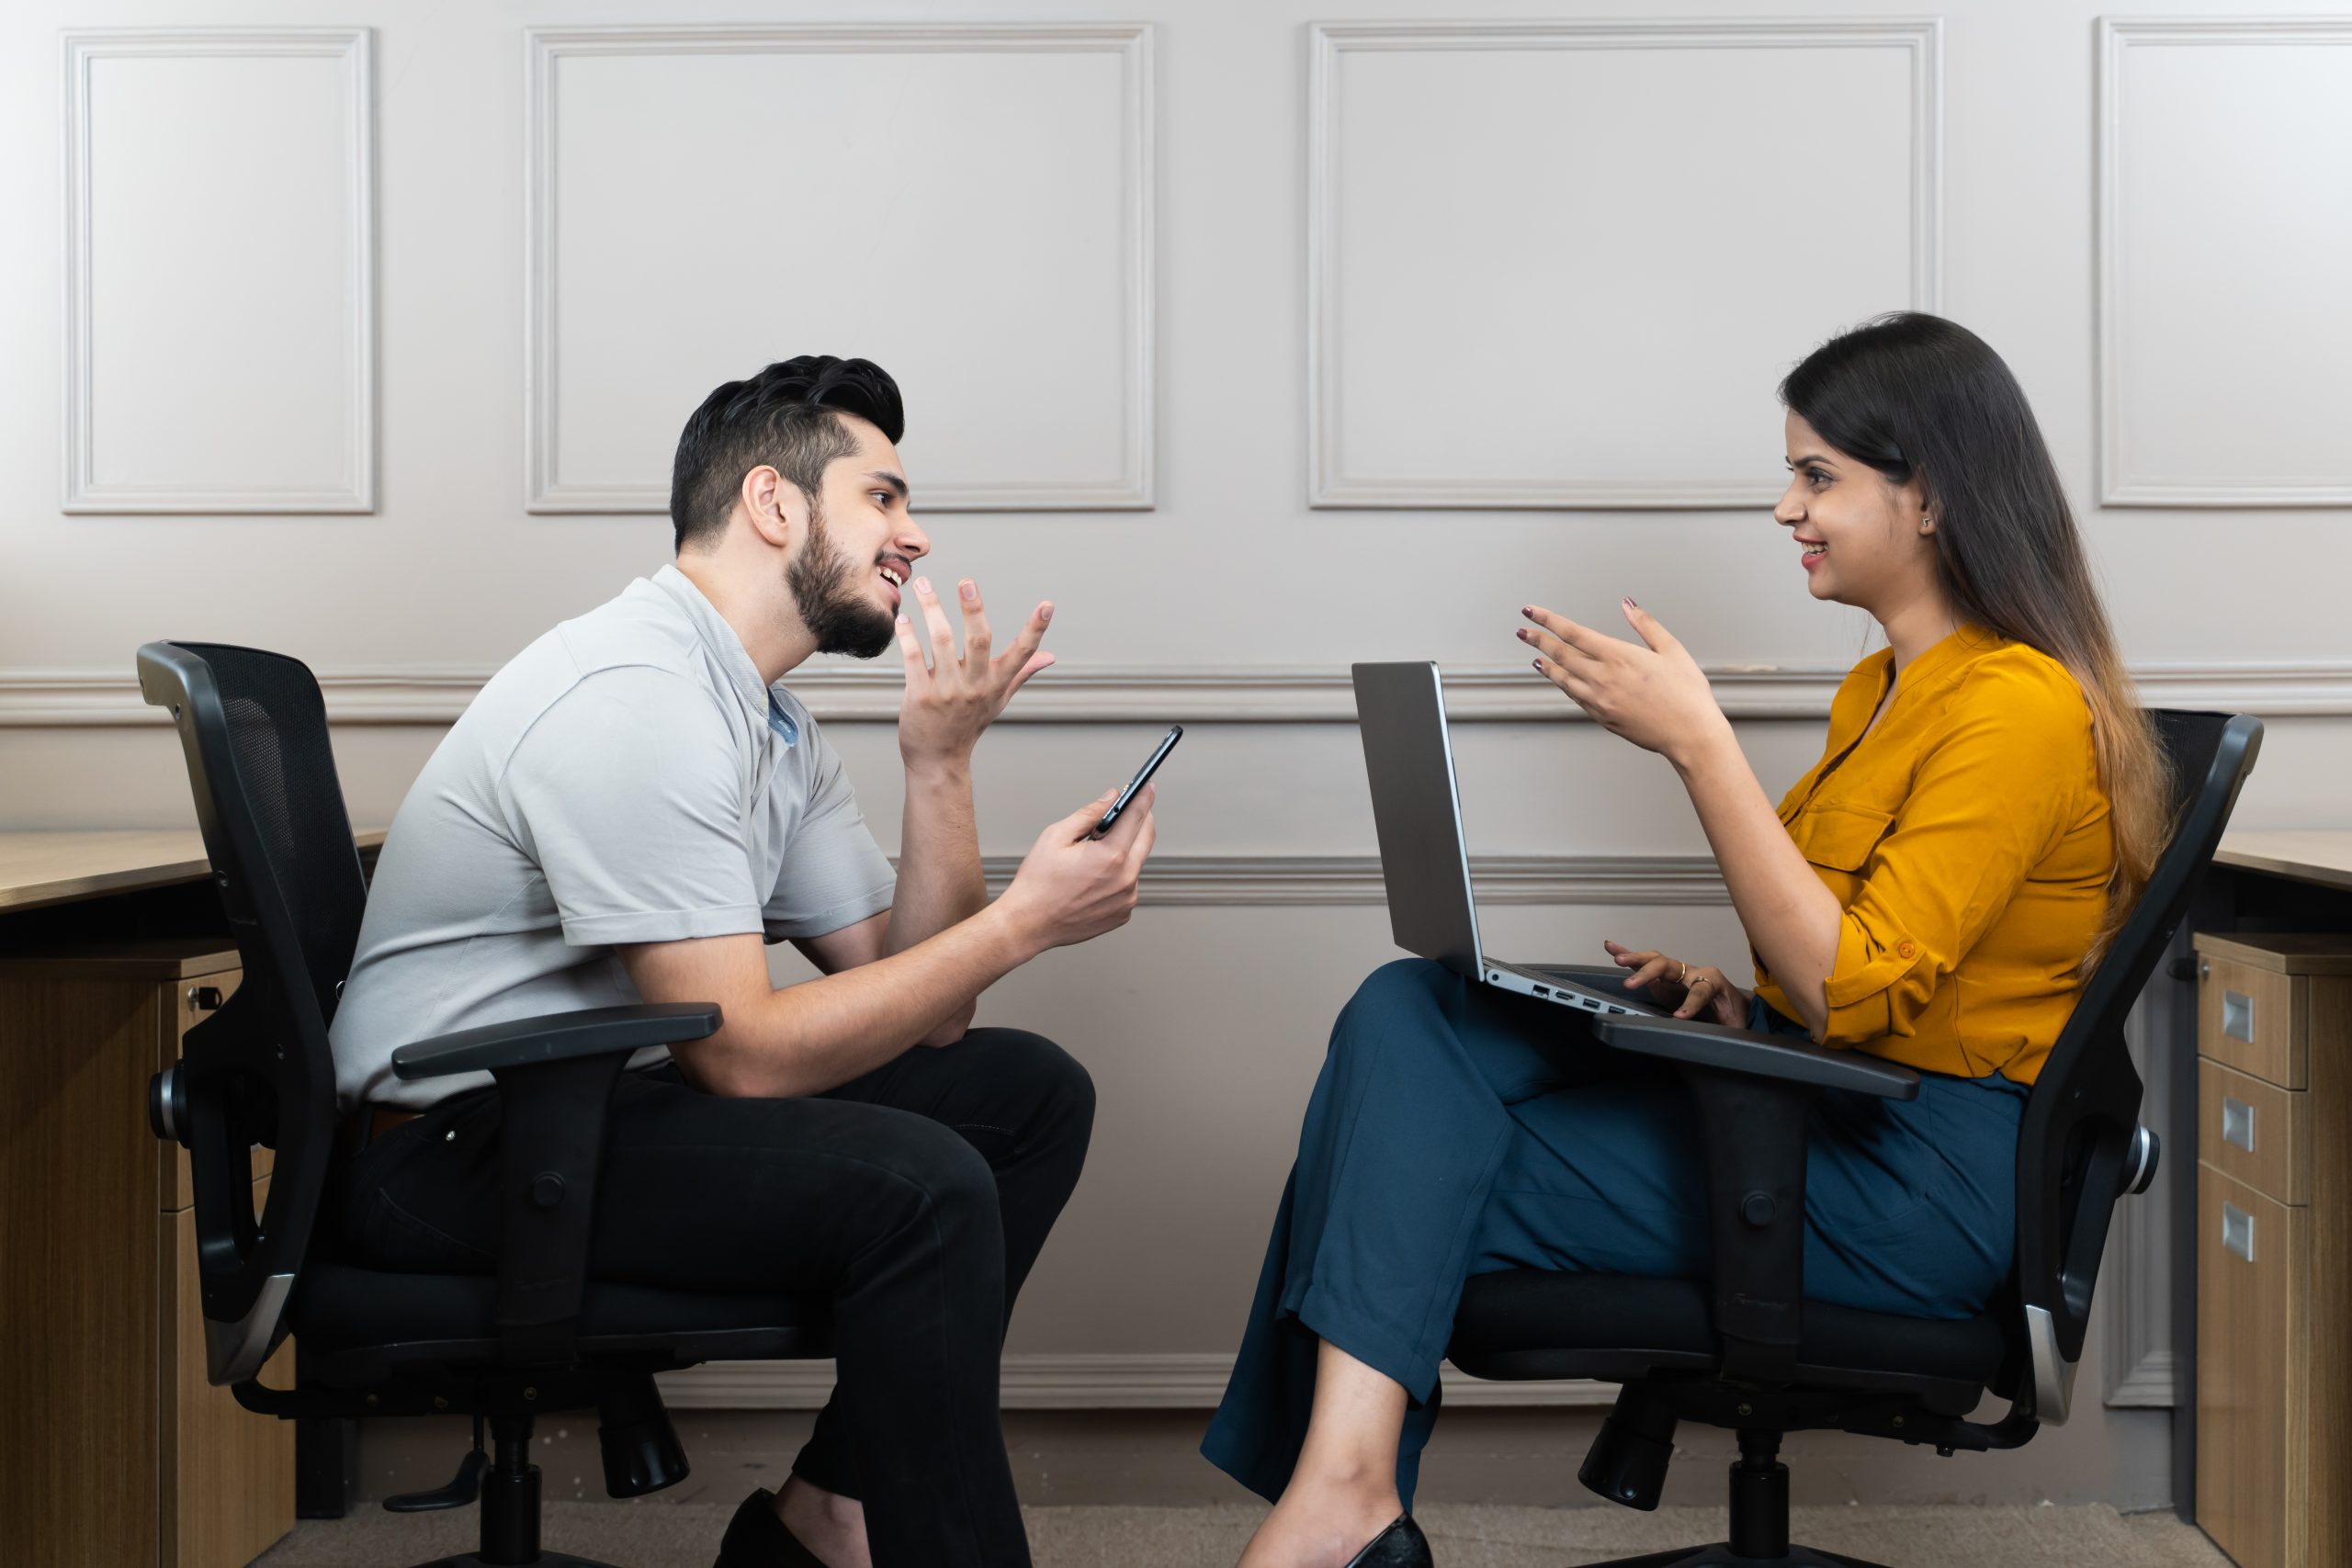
left=1448, top=1270, right=2011, bottom=1394
left=290, top=1262, right=830, bottom=1383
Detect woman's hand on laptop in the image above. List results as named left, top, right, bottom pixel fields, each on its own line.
left=1518, top=599, right=1729, bottom=767
left=1603, top=941, right=1750, bottom=1025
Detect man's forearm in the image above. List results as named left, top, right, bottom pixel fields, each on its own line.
left=673, top=907, right=1036, bottom=1098
left=1672, top=725, right=1843, bottom=1034
left=888, top=758, right=988, bottom=955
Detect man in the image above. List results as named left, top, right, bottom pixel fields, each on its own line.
left=329, top=356, right=1154, bottom=1567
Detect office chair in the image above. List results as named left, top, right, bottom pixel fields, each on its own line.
left=1446, top=708, right=2261, bottom=1567
left=137, top=640, right=832, bottom=1568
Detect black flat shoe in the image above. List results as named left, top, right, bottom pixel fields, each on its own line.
left=711, top=1487, right=827, bottom=1568
left=1344, top=1514, right=1433, bottom=1568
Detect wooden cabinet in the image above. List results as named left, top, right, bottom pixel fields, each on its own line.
left=2193, top=933, right=2352, bottom=1568
left=0, top=942, right=292, bottom=1568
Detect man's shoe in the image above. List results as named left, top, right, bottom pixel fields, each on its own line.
left=1344, top=1514, right=1433, bottom=1567
left=712, top=1487, right=827, bottom=1568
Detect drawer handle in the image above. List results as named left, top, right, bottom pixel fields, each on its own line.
left=2222, top=1097, right=2256, bottom=1154
left=187, top=985, right=225, bottom=1011
left=2222, top=990, right=2256, bottom=1043
left=2222, top=1201, right=2256, bottom=1263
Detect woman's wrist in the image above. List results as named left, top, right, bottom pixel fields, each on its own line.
left=1666, top=710, right=1741, bottom=778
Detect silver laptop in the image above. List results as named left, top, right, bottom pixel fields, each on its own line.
left=1352, top=660, right=1661, bottom=1019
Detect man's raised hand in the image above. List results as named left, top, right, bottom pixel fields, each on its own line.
left=896, top=576, right=1054, bottom=769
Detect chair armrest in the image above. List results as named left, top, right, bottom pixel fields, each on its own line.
left=1590, top=1013, right=1920, bottom=1100
left=389, top=1001, right=718, bottom=1365
left=390, top=1002, right=722, bottom=1080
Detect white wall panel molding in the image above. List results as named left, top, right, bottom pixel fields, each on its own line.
left=12, top=659, right=2352, bottom=728
left=972, top=853, right=1731, bottom=908
left=662, top=1352, right=1611, bottom=1411
left=2104, top=943, right=2180, bottom=1406
left=62, top=28, right=374, bottom=513
left=1307, top=20, right=1940, bottom=509
left=524, top=24, right=1153, bottom=513
left=2098, top=18, right=2352, bottom=506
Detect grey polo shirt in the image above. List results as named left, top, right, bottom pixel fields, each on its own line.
left=329, top=565, right=898, bottom=1111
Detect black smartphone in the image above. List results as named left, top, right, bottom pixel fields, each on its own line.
left=1091, top=725, right=1182, bottom=838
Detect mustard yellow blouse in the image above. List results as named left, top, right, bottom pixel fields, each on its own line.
left=1751, top=626, right=2114, bottom=1085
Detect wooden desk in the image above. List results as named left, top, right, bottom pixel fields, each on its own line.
left=2216, top=831, right=2352, bottom=897
left=0, top=828, right=386, bottom=913
left=0, top=830, right=380, bottom=1568
left=2165, top=830, right=2352, bottom=1558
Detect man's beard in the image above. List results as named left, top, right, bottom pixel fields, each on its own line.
left=786, top=502, right=897, bottom=660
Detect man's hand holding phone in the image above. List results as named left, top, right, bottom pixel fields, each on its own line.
left=999, top=784, right=1158, bottom=954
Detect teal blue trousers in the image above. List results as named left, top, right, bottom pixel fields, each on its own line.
left=1201, top=958, right=2028, bottom=1508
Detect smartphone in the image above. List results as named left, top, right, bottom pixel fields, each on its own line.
left=1091, top=725, right=1182, bottom=838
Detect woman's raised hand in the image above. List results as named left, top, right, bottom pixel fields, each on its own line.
left=1603, top=940, right=1750, bottom=1025
left=1519, top=600, right=1728, bottom=764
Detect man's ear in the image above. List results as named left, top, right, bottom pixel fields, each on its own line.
left=739, top=465, right=797, bottom=549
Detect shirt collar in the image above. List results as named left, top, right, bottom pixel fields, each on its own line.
left=1899, top=621, right=2003, bottom=694
left=649, top=562, right=778, bottom=727
left=1831, top=621, right=1998, bottom=732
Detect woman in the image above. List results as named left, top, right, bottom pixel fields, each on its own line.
left=1200, top=312, right=2172, bottom=1568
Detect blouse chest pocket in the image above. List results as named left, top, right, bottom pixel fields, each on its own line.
left=1789, top=802, right=1895, bottom=873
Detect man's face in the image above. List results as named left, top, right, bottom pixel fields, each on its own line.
left=785, top=415, right=928, bottom=659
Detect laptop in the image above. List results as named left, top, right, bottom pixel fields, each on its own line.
left=1352, top=660, right=1663, bottom=1019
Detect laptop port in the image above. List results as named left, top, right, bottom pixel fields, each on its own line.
left=1532, top=986, right=1551, bottom=997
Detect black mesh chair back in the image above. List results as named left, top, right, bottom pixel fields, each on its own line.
left=2007, top=707, right=2261, bottom=1418
left=137, top=640, right=369, bottom=1382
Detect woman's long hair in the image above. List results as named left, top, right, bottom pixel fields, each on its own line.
left=1780, top=311, right=2169, bottom=973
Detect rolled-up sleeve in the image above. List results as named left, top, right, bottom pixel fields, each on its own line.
left=1813, top=677, right=2090, bottom=1047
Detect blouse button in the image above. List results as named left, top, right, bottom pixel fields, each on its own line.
left=1897, top=940, right=1917, bottom=959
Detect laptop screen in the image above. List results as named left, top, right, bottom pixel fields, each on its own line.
left=1351, top=661, right=1483, bottom=976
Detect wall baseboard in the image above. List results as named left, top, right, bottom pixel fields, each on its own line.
left=658, top=1352, right=1616, bottom=1411
left=11, top=659, right=2352, bottom=727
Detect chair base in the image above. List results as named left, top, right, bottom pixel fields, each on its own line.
left=1578, top=1545, right=1887, bottom=1567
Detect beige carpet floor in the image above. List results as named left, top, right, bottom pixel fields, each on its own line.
left=255, top=1499, right=2231, bottom=1566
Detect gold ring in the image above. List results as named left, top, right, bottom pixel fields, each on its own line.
left=1678, top=960, right=1690, bottom=986
left=1690, top=975, right=1712, bottom=992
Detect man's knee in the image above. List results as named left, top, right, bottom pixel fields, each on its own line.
left=964, top=1028, right=1096, bottom=1139
left=886, top=1114, right=1003, bottom=1231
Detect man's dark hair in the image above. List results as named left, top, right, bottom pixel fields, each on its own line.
left=668, top=355, right=905, bottom=552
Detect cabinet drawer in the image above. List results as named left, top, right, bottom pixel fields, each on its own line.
left=2199, top=1058, right=2308, bottom=1205
left=161, top=1177, right=293, bottom=1568
left=2197, top=1164, right=2306, bottom=1568
left=2199, top=956, right=2305, bottom=1089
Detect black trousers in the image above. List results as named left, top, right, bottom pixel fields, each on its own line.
left=334, top=1028, right=1095, bottom=1568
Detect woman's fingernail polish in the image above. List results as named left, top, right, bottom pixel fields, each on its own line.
left=915, top=576, right=932, bottom=594
left=959, top=580, right=977, bottom=601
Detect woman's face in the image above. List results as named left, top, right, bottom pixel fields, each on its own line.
left=1773, top=410, right=1936, bottom=614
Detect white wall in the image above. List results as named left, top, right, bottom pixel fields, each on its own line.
left=6, top=0, right=2350, bottom=1507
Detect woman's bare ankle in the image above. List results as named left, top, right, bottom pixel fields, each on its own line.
left=775, top=1476, right=871, bottom=1568
left=1237, top=1473, right=1404, bottom=1568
